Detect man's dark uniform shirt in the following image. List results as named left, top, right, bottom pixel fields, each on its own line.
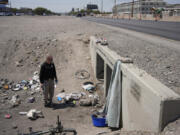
left=40, top=62, right=57, bottom=84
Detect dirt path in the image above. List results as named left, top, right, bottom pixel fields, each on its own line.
left=0, top=16, right=110, bottom=135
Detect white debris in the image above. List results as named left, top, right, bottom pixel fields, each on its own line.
left=10, top=94, right=21, bottom=107
left=19, top=112, right=27, bottom=115
left=26, top=109, right=42, bottom=120
left=13, top=84, right=21, bottom=91
left=56, top=92, right=86, bottom=102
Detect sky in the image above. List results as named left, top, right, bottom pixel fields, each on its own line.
left=10, top=0, right=180, bottom=13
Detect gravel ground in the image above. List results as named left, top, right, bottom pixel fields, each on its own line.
left=87, top=22, right=180, bottom=95
left=103, top=30, right=180, bottom=95
left=0, top=16, right=179, bottom=135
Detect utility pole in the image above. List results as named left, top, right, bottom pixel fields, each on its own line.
left=131, top=0, right=134, bottom=18
left=114, top=0, right=117, bottom=15
left=101, top=0, right=103, bottom=13
left=10, top=0, right=12, bottom=8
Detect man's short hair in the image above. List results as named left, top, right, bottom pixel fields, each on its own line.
left=46, top=54, right=53, bottom=61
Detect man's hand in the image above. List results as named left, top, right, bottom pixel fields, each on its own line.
left=40, top=83, right=43, bottom=90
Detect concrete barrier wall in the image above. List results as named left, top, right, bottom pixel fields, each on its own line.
left=90, top=36, right=180, bottom=132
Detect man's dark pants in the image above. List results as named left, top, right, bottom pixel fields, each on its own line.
left=43, top=79, right=54, bottom=104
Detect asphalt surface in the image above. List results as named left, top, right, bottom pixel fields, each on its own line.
left=83, top=17, right=180, bottom=41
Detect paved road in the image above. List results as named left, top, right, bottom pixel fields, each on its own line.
left=83, top=17, right=180, bottom=41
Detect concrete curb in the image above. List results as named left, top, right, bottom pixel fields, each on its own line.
left=90, top=36, right=180, bottom=133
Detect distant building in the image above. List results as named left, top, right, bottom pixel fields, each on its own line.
left=0, top=0, right=9, bottom=14
left=0, top=4, right=7, bottom=12
left=0, top=0, right=8, bottom=4
left=114, top=0, right=166, bottom=15
left=19, top=7, right=33, bottom=15
left=163, top=4, right=180, bottom=16
left=86, top=4, right=98, bottom=11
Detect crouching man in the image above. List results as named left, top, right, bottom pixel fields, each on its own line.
left=40, top=55, right=58, bottom=107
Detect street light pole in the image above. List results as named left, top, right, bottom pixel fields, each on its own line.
left=101, top=0, right=103, bottom=13
left=114, top=0, right=117, bottom=15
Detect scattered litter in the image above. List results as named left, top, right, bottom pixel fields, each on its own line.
left=82, top=82, right=95, bottom=93
left=89, top=94, right=99, bottom=102
left=21, top=80, right=27, bottom=85
left=75, top=69, right=90, bottom=80
left=57, top=96, right=62, bottom=101
left=5, top=114, right=12, bottom=119
left=73, top=100, right=76, bottom=105
left=96, top=39, right=101, bottom=44
left=56, top=90, right=99, bottom=107
left=71, top=93, right=85, bottom=100
left=34, top=71, right=38, bottom=75
left=101, top=39, right=108, bottom=46
left=26, top=109, right=44, bottom=120
left=30, top=91, right=36, bottom=95
left=28, top=97, right=35, bottom=103
left=80, top=94, right=99, bottom=106
left=91, top=114, right=107, bottom=127
left=23, top=87, right=28, bottom=90
left=80, top=99, right=92, bottom=106
left=13, top=84, right=21, bottom=91
left=168, top=80, right=175, bottom=84
left=3, top=84, right=9, bottom=90
left=119, top=57, right=133, bottom=63
left=10, top=94, right=21, bottom=107
left=19, top=112, right=28, bottom=115
left=96, top=38, right=108, bottom=46
left=2, top=71, right=41, bottom=92
left=56, top=92, right=86, bottom=102
left=52, top=39, right=57, bottom=42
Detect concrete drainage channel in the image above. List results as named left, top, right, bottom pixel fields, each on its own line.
left=89, top=36, right=180, bottom=133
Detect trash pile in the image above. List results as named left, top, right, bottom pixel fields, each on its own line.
left=56, top=91, right=99, bottom=107
left=80, top=94, right=99, bottom=106
left=56, top=92, right=86, bottom=103
left=56, top=81, right=100, bottom=107
left=0, top=71, right=43, bottom=121
left=96, top=38, right=108, bottom=46
left=0, top=71, right=40, bottom=92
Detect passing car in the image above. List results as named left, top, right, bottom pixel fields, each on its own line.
left=16, top=13, right=21, bottom=16
left=76, top=13, right=82, bottom=17
left=0, top=12, right=4, bottom=16
left=5, top=12, right=13, bottom=16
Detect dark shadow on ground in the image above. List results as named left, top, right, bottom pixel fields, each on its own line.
left=52, top=103, right=75, bottom=110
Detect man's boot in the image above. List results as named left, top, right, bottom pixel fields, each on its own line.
left=48, top=99, right=54, bottom=107
left=44, top=101, right=48, bottom=107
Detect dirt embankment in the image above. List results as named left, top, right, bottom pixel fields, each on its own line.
left=0, top=16, right=179, bottom=135
left=0, top=16, right=110, bottom=135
